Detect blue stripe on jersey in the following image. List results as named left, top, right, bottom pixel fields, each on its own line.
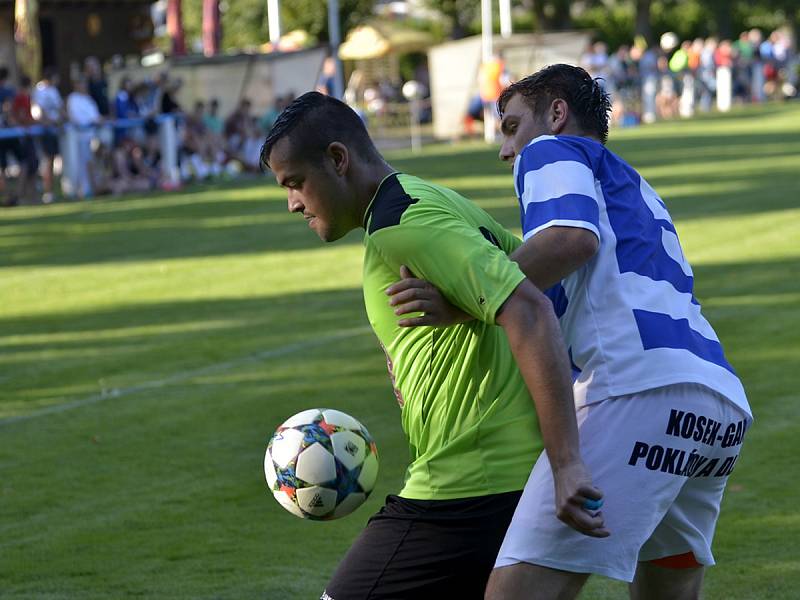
left=634, top=309, right=736, bottom=374
left=522, top=193, right=600, bottom=234
left=605, top=163, right=695, bottom=296
left=544, top=283, right=568, bottom=318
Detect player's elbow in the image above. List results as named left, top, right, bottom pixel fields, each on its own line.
left=567, top=228, right=599, bottom=264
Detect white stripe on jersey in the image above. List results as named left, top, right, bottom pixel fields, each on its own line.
left=520, top=160, right=598, bottom=208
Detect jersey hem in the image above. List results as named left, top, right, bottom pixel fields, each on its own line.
left=398, top=481, right=525, bottom=501
left=523, top=219, right=600, bottom=242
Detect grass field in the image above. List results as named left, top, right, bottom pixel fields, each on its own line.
left=1, top=102, right=799, bottom=599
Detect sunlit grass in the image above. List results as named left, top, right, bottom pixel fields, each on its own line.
left=0, top=102, right=799, bottom=598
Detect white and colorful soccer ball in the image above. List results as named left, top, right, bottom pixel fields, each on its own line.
left=265, top=408, right=379, bottom=520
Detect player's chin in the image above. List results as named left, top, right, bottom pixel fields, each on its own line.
left=318, top=226, right=347, bottom=243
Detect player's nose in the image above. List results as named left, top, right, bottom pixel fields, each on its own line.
left=499, top=140, right=514, bottom=163
left=287, top=191, right=304, bottom=214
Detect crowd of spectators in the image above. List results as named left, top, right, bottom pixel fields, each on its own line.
left=580, top=28, right=798, bottom=126
left=1, top=56, right=296, bottom=207
left=1, top=27, right=796, bottom=207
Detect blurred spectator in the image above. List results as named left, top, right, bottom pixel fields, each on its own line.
left=639, top=45, right=660, bottom=123
left=655, top=55, right=679, bottom=119
left=84, top=56, right=110, bottom=117
left=111, top=137, right=152, bottom=195
left=0, top=67, right=15, bottom=106
left=260, top=97, right=281, bottom=133
left=114, top=77, right=139, bottom=120
left=159, top=75, right=182, bottom=114
left=134, top=78, right=160, bottom=118
left=67, top=76, right=101, bottom=198
left=240, top=116, right=265, bottom=172
left=478, top=53, right=506, bottom=113
left=0, top=67, right=20, bottom=206
left=10, top=75, right=40, bottom=203
left=224, top=98, right=252, bottom=159
left=182, top=100, right=220, bottom=179
left=698, top=38, right=718, bottom=112
left=113, top=76, right=140, bottom=147
left=203, top=98, right=223, bottom=136
left=582, top=41, right=610, bottom=88
left=316, top=56, right=337, bottom=96
left=32, top=67, right=64, bottom=203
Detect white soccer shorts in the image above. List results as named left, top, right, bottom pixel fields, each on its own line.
left=495, top=382, right=751, bottom=582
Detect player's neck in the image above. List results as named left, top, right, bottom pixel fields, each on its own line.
left=355, top=161, right=395, bottom=228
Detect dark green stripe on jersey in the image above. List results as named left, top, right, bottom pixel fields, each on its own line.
left=366, top=173, right=419, bottom=234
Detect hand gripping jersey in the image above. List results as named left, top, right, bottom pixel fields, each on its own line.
left=514, top=135, right=750, bottom=417
left=362, top=173, right=542, bottom=500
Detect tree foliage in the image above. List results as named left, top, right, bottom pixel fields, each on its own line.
left=169, top=0, right=798, bottom=55
left=176, top=0, right=374, bottom=53
left=421, top=0, right=480, bottom=39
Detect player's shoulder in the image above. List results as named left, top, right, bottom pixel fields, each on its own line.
left=365, top=172, right=420, bottom=235
left=366, top=173, right=454, bottom=235
left=519, top=134, right=604, bottom=172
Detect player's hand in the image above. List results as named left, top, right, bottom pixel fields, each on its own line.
left=552, top=460, right=610, bottom=538
left=386, top=265, right=472, bottom=327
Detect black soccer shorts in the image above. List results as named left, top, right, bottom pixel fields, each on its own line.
left=321, top=490, right=522, bottom=600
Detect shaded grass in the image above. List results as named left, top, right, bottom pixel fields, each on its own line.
left=1, top=102, right=799, bottom=598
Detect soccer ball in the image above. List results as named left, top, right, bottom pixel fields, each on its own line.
left=265, top=408, right=379, bottom=520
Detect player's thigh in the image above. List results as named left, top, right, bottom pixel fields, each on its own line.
left=486, top=563, right=589, bottom=600
left=630, top=561, right=704, bottom=600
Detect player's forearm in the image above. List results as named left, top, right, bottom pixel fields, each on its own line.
left=510, top=227, right=598, bottom=291
left=497, top=281, right=581, bottom=469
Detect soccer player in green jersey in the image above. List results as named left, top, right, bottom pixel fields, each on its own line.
left=260, top=91, right=607, bottom=600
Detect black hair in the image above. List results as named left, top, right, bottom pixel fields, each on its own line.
left=498, top=64, right=611, bottom=144
left=260, top=91, right=381, bottom=170
left=0, top=67, right=7, bottom=81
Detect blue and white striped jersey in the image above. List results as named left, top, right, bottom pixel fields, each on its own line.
left=514, top=135, right=750, bottom=416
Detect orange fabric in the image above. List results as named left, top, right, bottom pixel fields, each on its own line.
left=650, top=552, right=702, bottom=569
left=478, top=59, right=504, bottom=102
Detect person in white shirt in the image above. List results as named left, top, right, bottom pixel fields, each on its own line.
left=67, top=77, right=101, bottom=198
left=32, top=67, right=64, bottom=203
left=387, top=64, right=751, bottom=600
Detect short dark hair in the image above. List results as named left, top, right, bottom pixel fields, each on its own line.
left=498, top=64, right=611, bottom=144
left=260, top=91, right=380, bottom=170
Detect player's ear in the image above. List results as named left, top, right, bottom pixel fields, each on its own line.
left=326, top=142, right=349, bottom=176
left=549, top=98, right=569, bottom=134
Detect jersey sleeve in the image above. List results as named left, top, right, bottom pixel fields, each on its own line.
left=514, top=136, right=601, bottom=242
left=370, top=209, right=526, bottom=325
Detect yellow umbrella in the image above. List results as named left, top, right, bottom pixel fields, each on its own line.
left=338, top=22, right=434, bottom=60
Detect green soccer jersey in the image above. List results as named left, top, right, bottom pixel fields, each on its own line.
left=362, top=172, right=543, bottom=500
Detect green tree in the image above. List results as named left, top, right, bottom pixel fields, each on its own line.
left=422, top=0, right=481, bottom=39
left=169, top=0, right=375, bottom=54
left=280, top=0, right=375, bottom=43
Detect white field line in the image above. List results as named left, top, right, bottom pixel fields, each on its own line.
left=0, top=326, right=371, bottom=427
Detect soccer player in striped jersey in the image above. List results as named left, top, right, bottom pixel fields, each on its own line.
left=260, top=91, right=607, bottom=600
left=388, top=64, right=752, bottom=599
